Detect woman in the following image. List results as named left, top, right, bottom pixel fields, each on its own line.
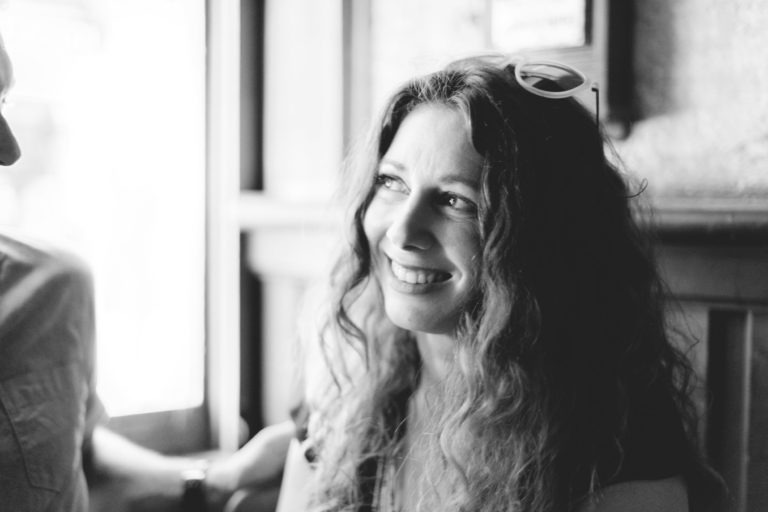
left=287, top=56, right=721, bottom=512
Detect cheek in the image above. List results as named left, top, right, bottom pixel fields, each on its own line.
left=362, top=205, right=385, bottom=265
left=465, top=247, right=482, bottom=287
left=456, top=233, right=483, bottom=303
left=362, top=208, right=377, bottom=245
left=362, top=197, right=388, bottom=241
left=449, top=225, right=482, bottom=273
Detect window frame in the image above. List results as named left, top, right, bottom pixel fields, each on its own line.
left=109, top=0, right=244, bottom=454
left=341, top=0, right=633, bottom=148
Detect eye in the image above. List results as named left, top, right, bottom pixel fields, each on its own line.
left=374, top=173, right=409, bottom=194
left=438, top=192, right=478, bottom=215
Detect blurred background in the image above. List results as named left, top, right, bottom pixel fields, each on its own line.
left=1, top=1, right=767, bottom=510
left=0, top=0, right=206, bottom=428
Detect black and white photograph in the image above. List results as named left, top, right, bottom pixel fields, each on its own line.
left=1, top=1, right=766, bottom=511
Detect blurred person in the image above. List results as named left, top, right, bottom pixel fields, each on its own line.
left=275, top=56, right=724, bottom=511
left=1, top=30, right=291, bottom=512
left=0, top=32, right=21, bottom=165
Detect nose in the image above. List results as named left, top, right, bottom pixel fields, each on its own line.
left=0, top=114, right=21, bottom=166
left=385, top=195, right=435, bottom=251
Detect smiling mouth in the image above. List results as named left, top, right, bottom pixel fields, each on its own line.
left=389, top=260, right=451, bottom=285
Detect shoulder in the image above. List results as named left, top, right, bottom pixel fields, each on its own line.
left=578, top=477, right=688, bottom=512
left=0, top=233, right=92, bottom=292
left=0, top=233, right=94, bottom=336
left=605, top=383, right=691, bottom=484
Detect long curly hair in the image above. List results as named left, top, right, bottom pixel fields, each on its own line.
left=307, top=57, right=720, bottom=512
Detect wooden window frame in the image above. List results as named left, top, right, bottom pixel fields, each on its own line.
left=342, top=0, right=633, bottom=148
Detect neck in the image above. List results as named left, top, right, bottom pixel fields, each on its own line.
left=397, top=333, right=455, bottom=512
left=415, top=332, right=455, bottom=390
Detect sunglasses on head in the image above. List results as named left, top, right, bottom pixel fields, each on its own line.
left=513, top=58, right=600, bottom=124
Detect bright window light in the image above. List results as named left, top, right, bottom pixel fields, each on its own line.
left=0, top=0, right=206, bottom=416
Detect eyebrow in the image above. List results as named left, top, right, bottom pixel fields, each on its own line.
left=379, top=158, right=480, bottom=189
left=378, top=159, right=406, bottom=172
left=442, top=174, right=480, bottom=189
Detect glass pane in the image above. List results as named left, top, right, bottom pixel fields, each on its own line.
left=370, top=0, right=588, bottom=113
left=490, top=0, right=586, bottom=51
left=0, top=0, right=206, bottom=416
left=370, top=0, right=487, bottom=113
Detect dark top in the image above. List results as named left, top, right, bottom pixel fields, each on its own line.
left=0, top=234, right=106, bottom=512
left=290, top=386, right=690, bottom=483
left=608, top=387, right=690, bottom=484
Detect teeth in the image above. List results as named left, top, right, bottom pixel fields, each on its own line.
left=390, top=260, right=447, bottom=285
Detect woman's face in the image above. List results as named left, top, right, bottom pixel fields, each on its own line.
left=364, top=104, right=484, bottom=335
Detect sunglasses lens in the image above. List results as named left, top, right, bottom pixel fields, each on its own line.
left=517, top=62, right=586, bottom=94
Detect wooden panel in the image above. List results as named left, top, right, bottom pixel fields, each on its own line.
left=707, top=310, right=752, bottom=512
left=106, top=406, right=210, bottom=455
left=748, top=313, right=768, bottom=511
left=657, top=245, right=768, bottom=305
left=649, top=197, right=768, bottom=244
left=667, top=302, right=710, bottom=444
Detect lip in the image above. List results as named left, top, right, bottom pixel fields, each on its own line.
left=384, top=256, right=452, bottom=294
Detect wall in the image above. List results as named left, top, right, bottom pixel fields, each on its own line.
left=245, top=0, right=768, bottom=428
left=616, top=0, right=768, bottom=199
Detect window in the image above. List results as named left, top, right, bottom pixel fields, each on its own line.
left=368, top=0, right=590, bottom=115
left=0, top=0, right=207, bottom=450
left=343, top=0, right=619, bottom=146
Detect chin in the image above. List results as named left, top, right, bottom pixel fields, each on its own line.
left=384, top=300, right=460, bottom=335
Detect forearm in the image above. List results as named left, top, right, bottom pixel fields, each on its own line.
left=89, top=426, right=199, bottom=512
left=91, top=425, right=193, bottom=480
left=206, top=420, right=294, bottom=493
left=89, top=421, right=294, bottom=511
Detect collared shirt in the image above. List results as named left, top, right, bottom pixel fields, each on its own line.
left=0, top=234, right=105, bottom=511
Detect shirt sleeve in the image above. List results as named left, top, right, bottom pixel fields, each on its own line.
left=61, top=249, right=109, bottom=445
left=0, top=234, right=108, bottom=440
